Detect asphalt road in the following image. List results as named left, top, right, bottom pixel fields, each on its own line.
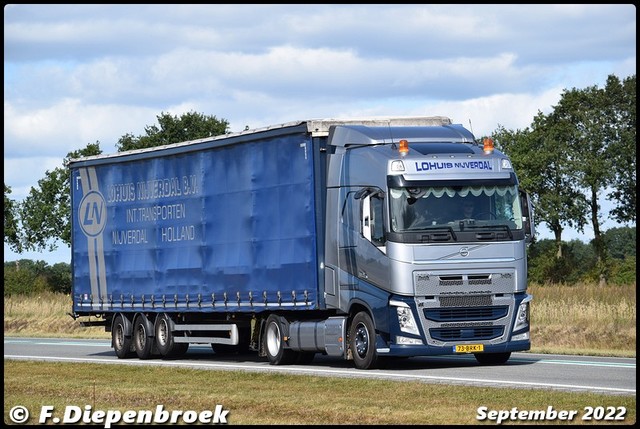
left=4, top=337, right=635, bottom=396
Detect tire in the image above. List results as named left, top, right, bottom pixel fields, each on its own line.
left=349, top=311, right=378, bottom=370
left=133, top=314, right=154, bottom=359
left=155, top=313, right=189, bottom=359
left=263, top=314, right=297, bottom=365
left=474, top=352, right=511, bottom=365
left=112, top=314, right=134, bottom=359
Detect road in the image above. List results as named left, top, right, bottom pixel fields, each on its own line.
left=4, top=337, right=635, bottom=396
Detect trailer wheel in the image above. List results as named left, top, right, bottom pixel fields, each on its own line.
left=112, top=314, right=134, bottom=359
left=263, top=314, right=296, bottom=365
left=474, top=352, right=511, bottom=365
left=155, top=313, right=188, bottom=359
left=349, top=311, right=378, bottom=370
left=133, top=314, right=154, bottom=359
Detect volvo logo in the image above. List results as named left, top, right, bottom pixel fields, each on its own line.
left=459, top=247, right=469, bottom=257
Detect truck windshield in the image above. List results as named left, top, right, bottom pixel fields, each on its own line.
left=389, top=185, right=523, bottom=233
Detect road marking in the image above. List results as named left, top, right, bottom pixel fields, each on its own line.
left=5, top=355, right=635, bottom=395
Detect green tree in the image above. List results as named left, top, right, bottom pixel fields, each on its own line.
left=45, top=262, right=72, bottom=294
left=603, top=226, right=636, bottom=260
left=4, top=184, right=22, bottom=252
left=19, top=142, right=102, bottom=251
left=493, top=113, right=586, bottom=258
left=496, top=74, right=636, bottom=281
left=605, top=75, right=636, bottom=223
left=3, top=259, right=50, bottom=295
left=116, top=111, right=229, bottom=151
left=552, top=75, right=635, bottom=285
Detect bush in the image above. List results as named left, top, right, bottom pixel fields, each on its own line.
left=4, top=260, right=71, bottom=295
left=4, top=264, right=48, bottom=296
left=608, top=256, right=636, bottom=285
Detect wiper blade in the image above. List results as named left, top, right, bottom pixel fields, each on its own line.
left=466, top=224, right=513, bottom=239
left=414, top=226, right=458, bottom=241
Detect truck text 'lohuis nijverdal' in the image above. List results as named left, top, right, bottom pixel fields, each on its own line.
left=69, top=117, right=535, bottom=369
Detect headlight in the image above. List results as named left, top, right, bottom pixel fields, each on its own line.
left=513, top=295, right=532, bottom=332
left=390, top=300, right=420, bottom=335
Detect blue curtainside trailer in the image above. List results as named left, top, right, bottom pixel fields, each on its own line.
left=70, top=117, right=535, bottom=369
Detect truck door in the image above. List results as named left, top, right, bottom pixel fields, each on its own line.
left=356, top=188, right=390, bottom=289
left=337, top=187, right=390, bottom=292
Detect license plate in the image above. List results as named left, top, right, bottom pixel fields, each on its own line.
left=454, top=344, right=484, bottom=353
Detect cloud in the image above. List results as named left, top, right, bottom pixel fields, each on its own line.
left=3, top=4, right=636, bottom=264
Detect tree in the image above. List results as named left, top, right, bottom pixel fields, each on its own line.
left=19, top=142, right=102, bottom=251
left=4, top=184, right=22, bottom=252
left=493, top=113, right=586, bottom=258
left=116, top=111, right=229, bottom=151
left=551, top=75, right=635, bottom=285
left=605, top=75, right=636, bottom=223
left=603, top=226, right=636, bottom=260
left=496, top=74, right=636, bottom=282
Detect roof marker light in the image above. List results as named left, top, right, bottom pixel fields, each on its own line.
left=483, top=137, right=495, bottom=154
left=391, top=160, right=405, bottom=172
left=399, top=139, right=409, bottom=155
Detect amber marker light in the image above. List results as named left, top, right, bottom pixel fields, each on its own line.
left=399, top=139, right=409, bottom=155
left=483, top=137, right=495, bottom=154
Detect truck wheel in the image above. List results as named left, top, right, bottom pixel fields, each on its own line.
left=474, top=352, right=511, bottom=365
left=349, top=311, right=378, bottom=370
left=155, top=313, right=189, bottom=359
left=112, top=314, right=134, bottom=359
left=133, top=314, right=154, bottom=359
left=263, top=314, right=296, bottom=365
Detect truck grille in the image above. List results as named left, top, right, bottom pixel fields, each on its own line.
left=414, top=270, right=515, bottom=295
left=425, top=305, right=508, bottom=322
left=430, top=326, right=504, bottom=341
left=440, top=295, right=492, bottom=307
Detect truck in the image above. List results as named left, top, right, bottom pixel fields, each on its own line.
left=69, top=116, right=535, bottom=370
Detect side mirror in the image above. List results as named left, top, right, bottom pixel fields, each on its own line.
left=519, top=190, right=535, bottom=242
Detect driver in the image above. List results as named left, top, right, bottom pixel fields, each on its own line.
left=463, top=201, right=475, bottom=219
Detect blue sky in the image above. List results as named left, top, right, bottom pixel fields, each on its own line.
left=4, top=4, right=636, bottom=264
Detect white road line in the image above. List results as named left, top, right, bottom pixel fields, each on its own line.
left=5, top=355, right=635, bottom=395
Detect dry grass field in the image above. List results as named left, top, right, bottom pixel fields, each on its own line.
left=4, top=283, right=636, bottom=425
left=3, top=282, right=637, bottom=357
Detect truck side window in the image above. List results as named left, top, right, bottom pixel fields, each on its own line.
left=362, top=191, right=386, bottom=247
left=370, top=195, right=385, bottom=246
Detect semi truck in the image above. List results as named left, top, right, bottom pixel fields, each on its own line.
left=69, top=116, right=535, bottom=370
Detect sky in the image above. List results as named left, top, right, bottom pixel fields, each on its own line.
left=4, top=4, right=637, bottom=265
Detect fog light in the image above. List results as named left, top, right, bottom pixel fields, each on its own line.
left=512, top=332, right=530, bottom=342
left=396, top=336, right=423, bottom=345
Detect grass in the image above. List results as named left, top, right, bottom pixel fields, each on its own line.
left=4, top=283, right=637, bottom=424
left=4, top=361, right=636, bottom=425
left=527, top=283, right=636, bottom=357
